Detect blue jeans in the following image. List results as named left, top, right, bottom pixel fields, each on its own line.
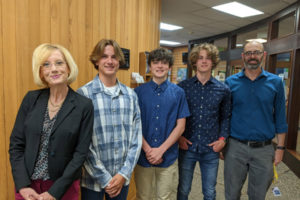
left=177, top=150, right=219, bottom=200
left=81, top=186, right=129, bottom=200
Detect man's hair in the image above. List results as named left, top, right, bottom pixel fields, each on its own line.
left=90, top=39, right=125, bottom=70
left=189, top=43, right=220, bottom=71
left=147, top=47, right=174, bottom=67
left=243, top=41, right=265, bottom=52
left=32, top=43, right=78, bottom=87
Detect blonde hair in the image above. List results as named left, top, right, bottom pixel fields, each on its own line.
left=90, top=39, right=125, bottom=69
left=32, top=43, right=78, bottom=87
left=189, top=43, right=220, bottom=71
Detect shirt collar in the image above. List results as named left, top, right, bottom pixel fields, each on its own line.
left=238, top=68, right=268, bottom=79
left=149, top=79, right=169, bottom=92
left=192, top=75, right=216, bottom=85
left=92, top=74, right=126, bottom=95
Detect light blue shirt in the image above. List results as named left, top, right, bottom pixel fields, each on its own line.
left=78, top=75, right=142, bottom=192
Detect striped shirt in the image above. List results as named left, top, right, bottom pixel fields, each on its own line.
left=77, top=75, right=142, bottom=192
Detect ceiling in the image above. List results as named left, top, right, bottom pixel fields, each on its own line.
left=161, top=0, right=297, bottom=47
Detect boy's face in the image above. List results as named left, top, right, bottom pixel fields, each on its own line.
left=150, top=60, right=170, bottom=79
left=195, top=50, right=213, bottom=74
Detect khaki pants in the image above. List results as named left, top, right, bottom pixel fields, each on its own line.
left=134, top=161, right=178, bottom=200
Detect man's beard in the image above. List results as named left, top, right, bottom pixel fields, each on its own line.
left=244, top=58, right=262, bottom=70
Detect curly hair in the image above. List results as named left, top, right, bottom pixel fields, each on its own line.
left=147, top=47, right=174, bottom=67
left=189, top=43, right=220, bottom=71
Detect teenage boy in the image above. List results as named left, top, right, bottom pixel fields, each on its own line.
left=78, top=39, right=142, bottom=200
left=134, top=47, right=190, bottom=200
left=177, top=43, right=231, bottom=200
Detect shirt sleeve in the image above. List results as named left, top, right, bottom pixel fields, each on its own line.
left=77, top=87, right=113, bottom=188
left=219, top=86, right=231, bottom=138
left=83, top=138, right=113, bottom=188
left=177, top=89, right=190, bottom=119
left=118, top=94, right=142, bottom=183
left=274, top=79, right=288, bottom=134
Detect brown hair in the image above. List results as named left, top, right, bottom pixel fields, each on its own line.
left=89, top=39, right=125, bottom=69
left=189, top=43, right=220, bottom=71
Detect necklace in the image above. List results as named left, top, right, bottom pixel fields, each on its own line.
left=48, top=98, right=63, bottom=108
left=48, top=106, right=61, bottom=113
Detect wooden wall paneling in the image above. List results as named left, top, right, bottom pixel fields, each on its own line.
left=69, top=0, right=81, bottom=90
left=0, top=0, right=161, bottom=197
left=29, top=0, right=42, bottom=90
left=40, top=0, right=51, bottom=43
left=83, top=0, right=94, bottom=87
left=2, top=0, right=18, bottom=199
left=16, top=0, right=32, bottom=100
left=0, top=0, right=8, bottom=199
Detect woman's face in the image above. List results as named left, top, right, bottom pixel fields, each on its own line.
left=40, top=50, right=70, bottom=87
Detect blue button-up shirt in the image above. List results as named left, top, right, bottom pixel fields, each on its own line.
left=77, top=75, right=142, bottom=192
left=178, top=76, right=231, bottom=153
left=225, top=69, right=288, bottom=141
left=135, top=80, right=190, bottom=167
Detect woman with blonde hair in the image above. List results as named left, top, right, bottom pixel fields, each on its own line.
left=9, top=43, right=94, bottom=200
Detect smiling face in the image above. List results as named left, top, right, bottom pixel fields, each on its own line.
left=195, top=50, right=213, bottom=74
left=150, top=60, right=170, bottom=80
left=96, top=45, right=119, bottom=78
left=242, top=42, right=265, bottom=70
left=39, top=50, right=70, bottom=87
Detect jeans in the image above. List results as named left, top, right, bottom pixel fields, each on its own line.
left=81, top=186, right=129, bottom=200
left=177, top=150, right=219, bottom=200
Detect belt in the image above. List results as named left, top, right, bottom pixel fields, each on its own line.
left=230, top=137, right=272, bottom=148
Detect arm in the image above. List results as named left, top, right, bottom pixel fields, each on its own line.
left=147, top=118, right=186, bottom=164
left=47, top=101, right=94, bottom=199
left=110, top=96, right=142, bottom=196
left=209, top=87, right=231, bottom=152
left=9, top=92, right=34, bottom=191
left=77, top=87, right=113, bottom=188
left=273, top=79, right=288, bottom=166
left=274, top=133, right=286, bottom=166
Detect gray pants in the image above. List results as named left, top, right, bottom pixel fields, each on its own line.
left=224, top=138, right=274, bottom=200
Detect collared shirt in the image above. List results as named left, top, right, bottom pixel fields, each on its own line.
left=178, top=76, right=231, bottom=153
left=77, top=75, right=142, bottom=192
left=134, top=80, right=190, bottom=167
left=225, top=69, right=288, bottom=141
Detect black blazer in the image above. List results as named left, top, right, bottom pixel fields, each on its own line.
left=9, top=88, right=94, bottom=199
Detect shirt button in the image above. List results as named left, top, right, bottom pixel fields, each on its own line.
left=156, top=116, right=159, bottom=120
left=201, top=96, right=204, bottom=99
left=200, top=106, right=203, bottom=109
left=158, top=93, right=160, bottom=96
left=200, top=115, right=202, bottom=118
left=199, top=125, right=202, bottom=128
left=154, top=139, right=157, bottom=142
left=155, top=128, right=158, bottom=131
left=157, top=105, right=160, bottom=108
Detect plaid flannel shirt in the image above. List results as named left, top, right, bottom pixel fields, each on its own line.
left=77, top=75, right=142, bottom=192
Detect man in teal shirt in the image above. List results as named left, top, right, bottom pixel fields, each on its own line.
left=224, top=41, right=288, bottom=200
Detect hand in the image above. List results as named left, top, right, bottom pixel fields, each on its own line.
left=178, top=136, right=192, bottom=150
left=208, top=139, right=226, bottom=152
left=19, top=188, right=39, bottom=200
left=38, top=192, right=56, bottom=200
left=146, top=147, right=164, bottom=165
left=105, top=174, right=126, bottom=198
left=274, top=149, right=284, bottom=166
left=219, top=152, right=224, bottom=160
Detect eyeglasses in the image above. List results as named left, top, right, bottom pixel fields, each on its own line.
left=41, top=60, right=66, bottom=68
left=244, top=51, right=263, bottom=57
